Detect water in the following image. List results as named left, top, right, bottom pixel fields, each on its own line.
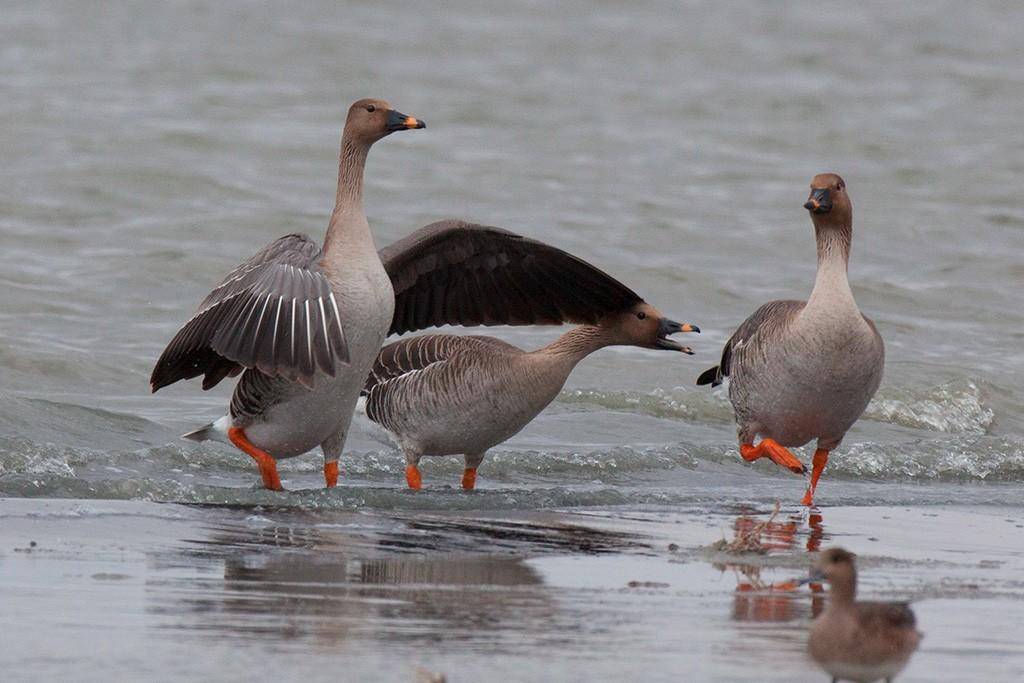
left=1, top=1, right=1023, bottom=680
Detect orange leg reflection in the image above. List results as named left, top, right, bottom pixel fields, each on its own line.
left=724, top=507, right=829, bottom=623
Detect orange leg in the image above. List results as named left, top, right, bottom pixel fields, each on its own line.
left=227, top=427, right=283, bottom=491
left=800, top=449, right=830, bottom=506
left=739, top=438, right=807, bottom=474
left=461, top=467, right=477, bottom=490
left=324, top=461, right=339, bottom=488
left=405, top=465, right=422, bottom=490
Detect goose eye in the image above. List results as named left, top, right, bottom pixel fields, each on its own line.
left=366, top=104, right=376, bottom=113
left=637, top=312, right=647, bottom=320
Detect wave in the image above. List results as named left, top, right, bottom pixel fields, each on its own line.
left=2, top=433, right=1022, bottom=509
left=558, top=378, right=996, bottom=435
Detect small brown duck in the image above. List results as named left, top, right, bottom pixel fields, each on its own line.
left=697, top=174, right=884, bottom=505
left=807, top=548, right=921, bottom=683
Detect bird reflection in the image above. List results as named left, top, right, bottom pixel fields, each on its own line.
left=715, top=507, right=828, bottom=624
left=146, top=513, right=634, bottom=650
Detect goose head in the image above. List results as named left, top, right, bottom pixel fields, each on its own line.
left=343, top=98, right=425, bottom=146
left=604, top=303, right=698, bottom=353
left=804, top=173, right=852, bottom=231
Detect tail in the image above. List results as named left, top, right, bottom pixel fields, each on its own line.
left=181, top=415, right=232, bottom=444
left=696, top=366, right=722, bottom=387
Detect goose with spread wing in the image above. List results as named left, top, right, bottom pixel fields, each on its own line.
left=151, top=101, right=687, bottom=491
left=151, top=98, right=424, bottom=490
left=363, top=231, right=699, bottom=490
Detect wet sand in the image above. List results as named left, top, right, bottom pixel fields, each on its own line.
left=2, top=498, right=1022, bottom=682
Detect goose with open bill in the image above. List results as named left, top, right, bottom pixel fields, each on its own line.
left=362, top=261, right=698, bottom=490
left=150, top=100, right=685, bottom=491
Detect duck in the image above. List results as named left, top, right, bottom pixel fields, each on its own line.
left=362, top=260, right=698, bottom=490
left=696, top=174, right=884, bottom=506
left=806, top=547, right=921, bottom=683
left=150, top=99, right=673, bottom=491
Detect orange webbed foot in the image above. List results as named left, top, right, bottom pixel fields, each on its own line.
left=227, top=427, right=283, bottom=491
left=405, top=465, right=423, bottom=490
left=461, top=467, right=477, bottom=490
left=324, top=461, right=339, bottom=488
left=739, top=439, right=807, bottom=475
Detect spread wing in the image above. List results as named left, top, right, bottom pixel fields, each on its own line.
left=696, top=300, right=805, bottom=387
left=379, top=219, right=644, bottom=336
left=150, top=234, right=348, bottom=392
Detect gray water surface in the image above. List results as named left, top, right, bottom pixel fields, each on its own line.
left=1, top=1, right=1021, bottom=504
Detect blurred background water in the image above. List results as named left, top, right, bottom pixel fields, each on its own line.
left=1, top=0, right=1023, bottom=505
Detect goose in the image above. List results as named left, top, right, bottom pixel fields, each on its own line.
left=150, top=98, right=675, bottom=491
left=696, top=174, right=883, bottom=506
left=806, top=547, right=921, bottom=683
left=362, top=258, right=698, bottom=490
left=151, top=98, right=424, bottom=490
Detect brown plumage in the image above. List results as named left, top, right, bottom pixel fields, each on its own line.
left=807, top=548, right=921, bottom=683
left=696, top=174, right=884, bottom=506
left=362, top=302, right=698, bottom=490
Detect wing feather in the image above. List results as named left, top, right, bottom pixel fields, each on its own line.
left=379, top=220, right=644, bottom=336
left=150, top=234, right=349, bottom=392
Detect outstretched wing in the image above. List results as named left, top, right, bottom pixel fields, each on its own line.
left=696, top=300, right=805, bottom=387
left=150, top=234, right=348, bottom=392
left=379, top=220, right=644, bottom=336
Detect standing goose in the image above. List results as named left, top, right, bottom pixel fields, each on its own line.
left=152, top=104, right=677, bottom=491
left=806, top=548, right=921, bottom=683
left=151, top=98, right=424, bottom=490
left=362, top=263, right=698, bottom=490
left=696, top=174, right=883, bottom=506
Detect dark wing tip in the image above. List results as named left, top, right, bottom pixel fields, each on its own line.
left=696, top=366, right=720, bottom=386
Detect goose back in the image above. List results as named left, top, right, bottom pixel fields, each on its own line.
left=364, top=334, right=569, bottom=457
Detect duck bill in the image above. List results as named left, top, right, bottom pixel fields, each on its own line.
left=654, top=318, right=699, bottom=353
left=797, top=569, right=827, bottom=585
left=803, top=188, right=832, bottom=214
left=385, top=109, right=426, bottom=132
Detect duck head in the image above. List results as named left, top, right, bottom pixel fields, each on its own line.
left=807, top=546, right=859, bottom=600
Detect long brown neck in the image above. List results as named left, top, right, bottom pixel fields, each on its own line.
left=828, top=568, right=857, bottom=607
left=807, top=219, right=855, bottom=311
left=814, top=221, right=852, bottom=269
left=323, top=133, right=371, bottom=254
left=540, top=325, right=619, bottom=363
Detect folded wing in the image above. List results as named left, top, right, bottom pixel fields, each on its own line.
left=697, top=300, right=805, bottom=387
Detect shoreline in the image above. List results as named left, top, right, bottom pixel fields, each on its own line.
left=2, top=497, right=1022, bottom=681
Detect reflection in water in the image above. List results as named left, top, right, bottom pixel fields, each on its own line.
left=716, top=508, right=828, bottom=624
left=146, top=513, right=636, bottom=651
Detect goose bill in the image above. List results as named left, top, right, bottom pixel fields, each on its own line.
left=386, top=109, right=426, bottom=131
left=655, top=318, right=698, bottom=353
